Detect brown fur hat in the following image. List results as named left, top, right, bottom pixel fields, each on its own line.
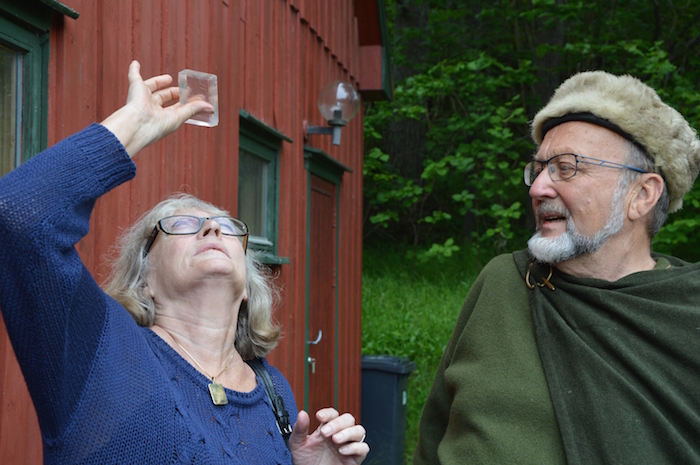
left=531, top=71, right=700, bottom=213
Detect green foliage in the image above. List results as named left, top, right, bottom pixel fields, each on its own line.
left=411, top=237, right=459, bottom=263
left=654, top=184, right=700, bottom=261
left=364, top=54, right=534, bottom=257
left=362, top=245, right=478, bottom=463
left=365, top=0, right=700, bottom=263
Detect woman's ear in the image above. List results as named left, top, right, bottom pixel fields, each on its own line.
left=628, top=173, right=664, bottom=221
left=143, top=282, right=156, bottom=300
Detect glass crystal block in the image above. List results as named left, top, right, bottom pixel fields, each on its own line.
left=178, top=69, right=219, bottom=127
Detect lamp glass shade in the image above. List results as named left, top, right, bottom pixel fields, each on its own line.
left=317, top=81, right=360, bottom=122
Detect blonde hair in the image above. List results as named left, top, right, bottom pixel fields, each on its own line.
left=103, top=193, right=281, bottom=359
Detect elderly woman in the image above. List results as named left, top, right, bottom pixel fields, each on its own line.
left=0, top=61, right=368, bottom=464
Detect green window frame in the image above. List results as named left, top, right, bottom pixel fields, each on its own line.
left=238, top=109, right=291, bottom=265
left=0, top=0, right=78, bottom=175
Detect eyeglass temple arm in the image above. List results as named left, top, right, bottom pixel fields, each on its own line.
left=143, top=227, right=159, bottom=257
left=578, top=158, right=648, bottom=173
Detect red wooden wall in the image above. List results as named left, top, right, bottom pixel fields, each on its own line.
left=0, top=0, right=379, bottom=461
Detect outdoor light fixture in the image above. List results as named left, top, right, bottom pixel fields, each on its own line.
left=307, top=81, right=360, bottom=146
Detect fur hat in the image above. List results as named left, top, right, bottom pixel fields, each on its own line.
left=531, top=71, right=700, bottom=213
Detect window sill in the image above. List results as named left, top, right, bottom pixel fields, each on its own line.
left=254, top=252, right=290, bottom=265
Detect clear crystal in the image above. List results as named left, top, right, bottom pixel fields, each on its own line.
left=178, top=69, right=219, bottom=127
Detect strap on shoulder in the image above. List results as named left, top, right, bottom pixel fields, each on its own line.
left=246, top=358, right=293, bottom=448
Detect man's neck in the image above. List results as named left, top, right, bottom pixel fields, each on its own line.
left=555, top=231, right=656, bottom=281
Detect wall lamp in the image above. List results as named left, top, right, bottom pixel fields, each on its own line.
left=307, top=81, right=360, bottom=146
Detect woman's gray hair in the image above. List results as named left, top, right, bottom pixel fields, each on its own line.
left=103, top=193, right=281, bottom=359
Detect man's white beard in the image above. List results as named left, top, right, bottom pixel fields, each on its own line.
left=528, top=182, right=627, bottom=264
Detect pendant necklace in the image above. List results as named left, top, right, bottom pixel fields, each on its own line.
left=168, top=333, right=236, bottom=406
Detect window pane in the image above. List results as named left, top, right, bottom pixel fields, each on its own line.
left=238, top=148, right=269, bottom=238
left=0, top=44, right=21, bottom=177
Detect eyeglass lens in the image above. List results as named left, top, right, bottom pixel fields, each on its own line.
left=524, top=154, right=577, bottom=186
left=160, top=215, right=247, bottom=236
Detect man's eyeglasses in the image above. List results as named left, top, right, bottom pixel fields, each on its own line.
left=523, top=153, right=648, bottom=187
left=143, top=215, right=249, bottom=256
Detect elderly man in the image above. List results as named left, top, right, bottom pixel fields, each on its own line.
left=414, top=71, right=700, bottom=464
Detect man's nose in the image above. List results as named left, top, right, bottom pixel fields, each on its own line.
left=528, top=167, right=557, bottom=200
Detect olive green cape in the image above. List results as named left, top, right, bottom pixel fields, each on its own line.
left=514, top=250, right=700, bottom=464
left=414, top=253, right=566, bottom=465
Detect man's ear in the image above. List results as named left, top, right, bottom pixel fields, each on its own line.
left=628, top=173, right=664, bottom=221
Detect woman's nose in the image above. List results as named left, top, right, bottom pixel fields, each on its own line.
left=200, top=218, right=222, bottom=237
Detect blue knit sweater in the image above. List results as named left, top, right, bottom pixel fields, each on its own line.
left=0, top=124, right=298, bottom=464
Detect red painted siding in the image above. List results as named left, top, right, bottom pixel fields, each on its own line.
left=0, top=0, right=377, bottom=461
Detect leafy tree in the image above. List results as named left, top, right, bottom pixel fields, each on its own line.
left=365, top=0, right=700, bottom=263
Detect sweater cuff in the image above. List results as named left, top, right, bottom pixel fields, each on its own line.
left=72, top=123, right=137, bottom=192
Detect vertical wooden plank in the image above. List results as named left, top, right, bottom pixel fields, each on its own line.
left=132, top=0, right=164, bottom=220
left=266, top=0, right=285, bottom=374
left=237, top=0, right=248, bottom=204
left=347, top=11, right=352, bottom=78
left=55, top=0, right=99, bottom=272
left=289, top=4, right=308, bottom=401
left=296, top=11, right=309, bottom=404
left=211, top=0, right=237, bottom=212
left=273, top=0, right=289, bottom=137
left=188, top=1, right=214, bottom=203
left=278, top=3, right=292, bottom=383
left=306, top=0, right=325, bottom=37
left=353, top=101, right=364, bottom=415
left=52, top=0, right=99, bottom=138
left=227, top=0, right=242, bottom=215
left=353, top=16, right=360, bottom=82
left=321, top=44, right=332, bottom=155
left=86, top=0, right=133, bottom=284
left=316, top=0, right=325, bottom=44
left=238, top=0, right=247, bottom=128
left=344, top=0, right=352, bottom=71
left=0, top=319, right=42, bottom=464
left=261, top=0, right=273, bottom=124
left=181, top=0, right=196, bottom=193
left=245, top=0, right=262, bottom=116
left=163, top=0, right=189, bottom=195
left=298, top=0, right=307, bottom=28
left=327, top=0, right=334, bottom=56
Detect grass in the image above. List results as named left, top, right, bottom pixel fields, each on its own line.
left=361, top=245, right=481, bottom=464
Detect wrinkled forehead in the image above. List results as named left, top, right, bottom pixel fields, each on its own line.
left=172, top=208, right=223, bottom=218
left=535, top=121, right=629, bottom=162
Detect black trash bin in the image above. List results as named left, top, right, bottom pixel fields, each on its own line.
left=361, top=355, right=417, bottom=465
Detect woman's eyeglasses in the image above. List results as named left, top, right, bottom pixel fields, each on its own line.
left=143, top=215, right=248, bottom=256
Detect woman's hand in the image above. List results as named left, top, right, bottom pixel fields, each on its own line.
left=289, top=408, right=369, bottom=465
left=101, top=60, right=214, bottom=157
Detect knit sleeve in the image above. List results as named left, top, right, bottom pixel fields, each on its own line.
left=0, top=123, right=136, bottom=437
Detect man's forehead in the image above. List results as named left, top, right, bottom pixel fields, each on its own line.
left=535, top=121, right=628, bottom=160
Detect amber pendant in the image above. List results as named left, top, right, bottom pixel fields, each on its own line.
left=208, top=382, right=228, bottom=405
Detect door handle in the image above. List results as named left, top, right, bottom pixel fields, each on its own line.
left=307, top=357, right=316, bottom=374
left=307, top=330, right=322, bottom=345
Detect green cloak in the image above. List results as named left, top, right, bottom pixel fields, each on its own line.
left=513, top=250, right=700, bottom=464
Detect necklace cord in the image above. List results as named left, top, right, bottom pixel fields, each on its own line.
left=165, top=330, right=237, bottom=382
